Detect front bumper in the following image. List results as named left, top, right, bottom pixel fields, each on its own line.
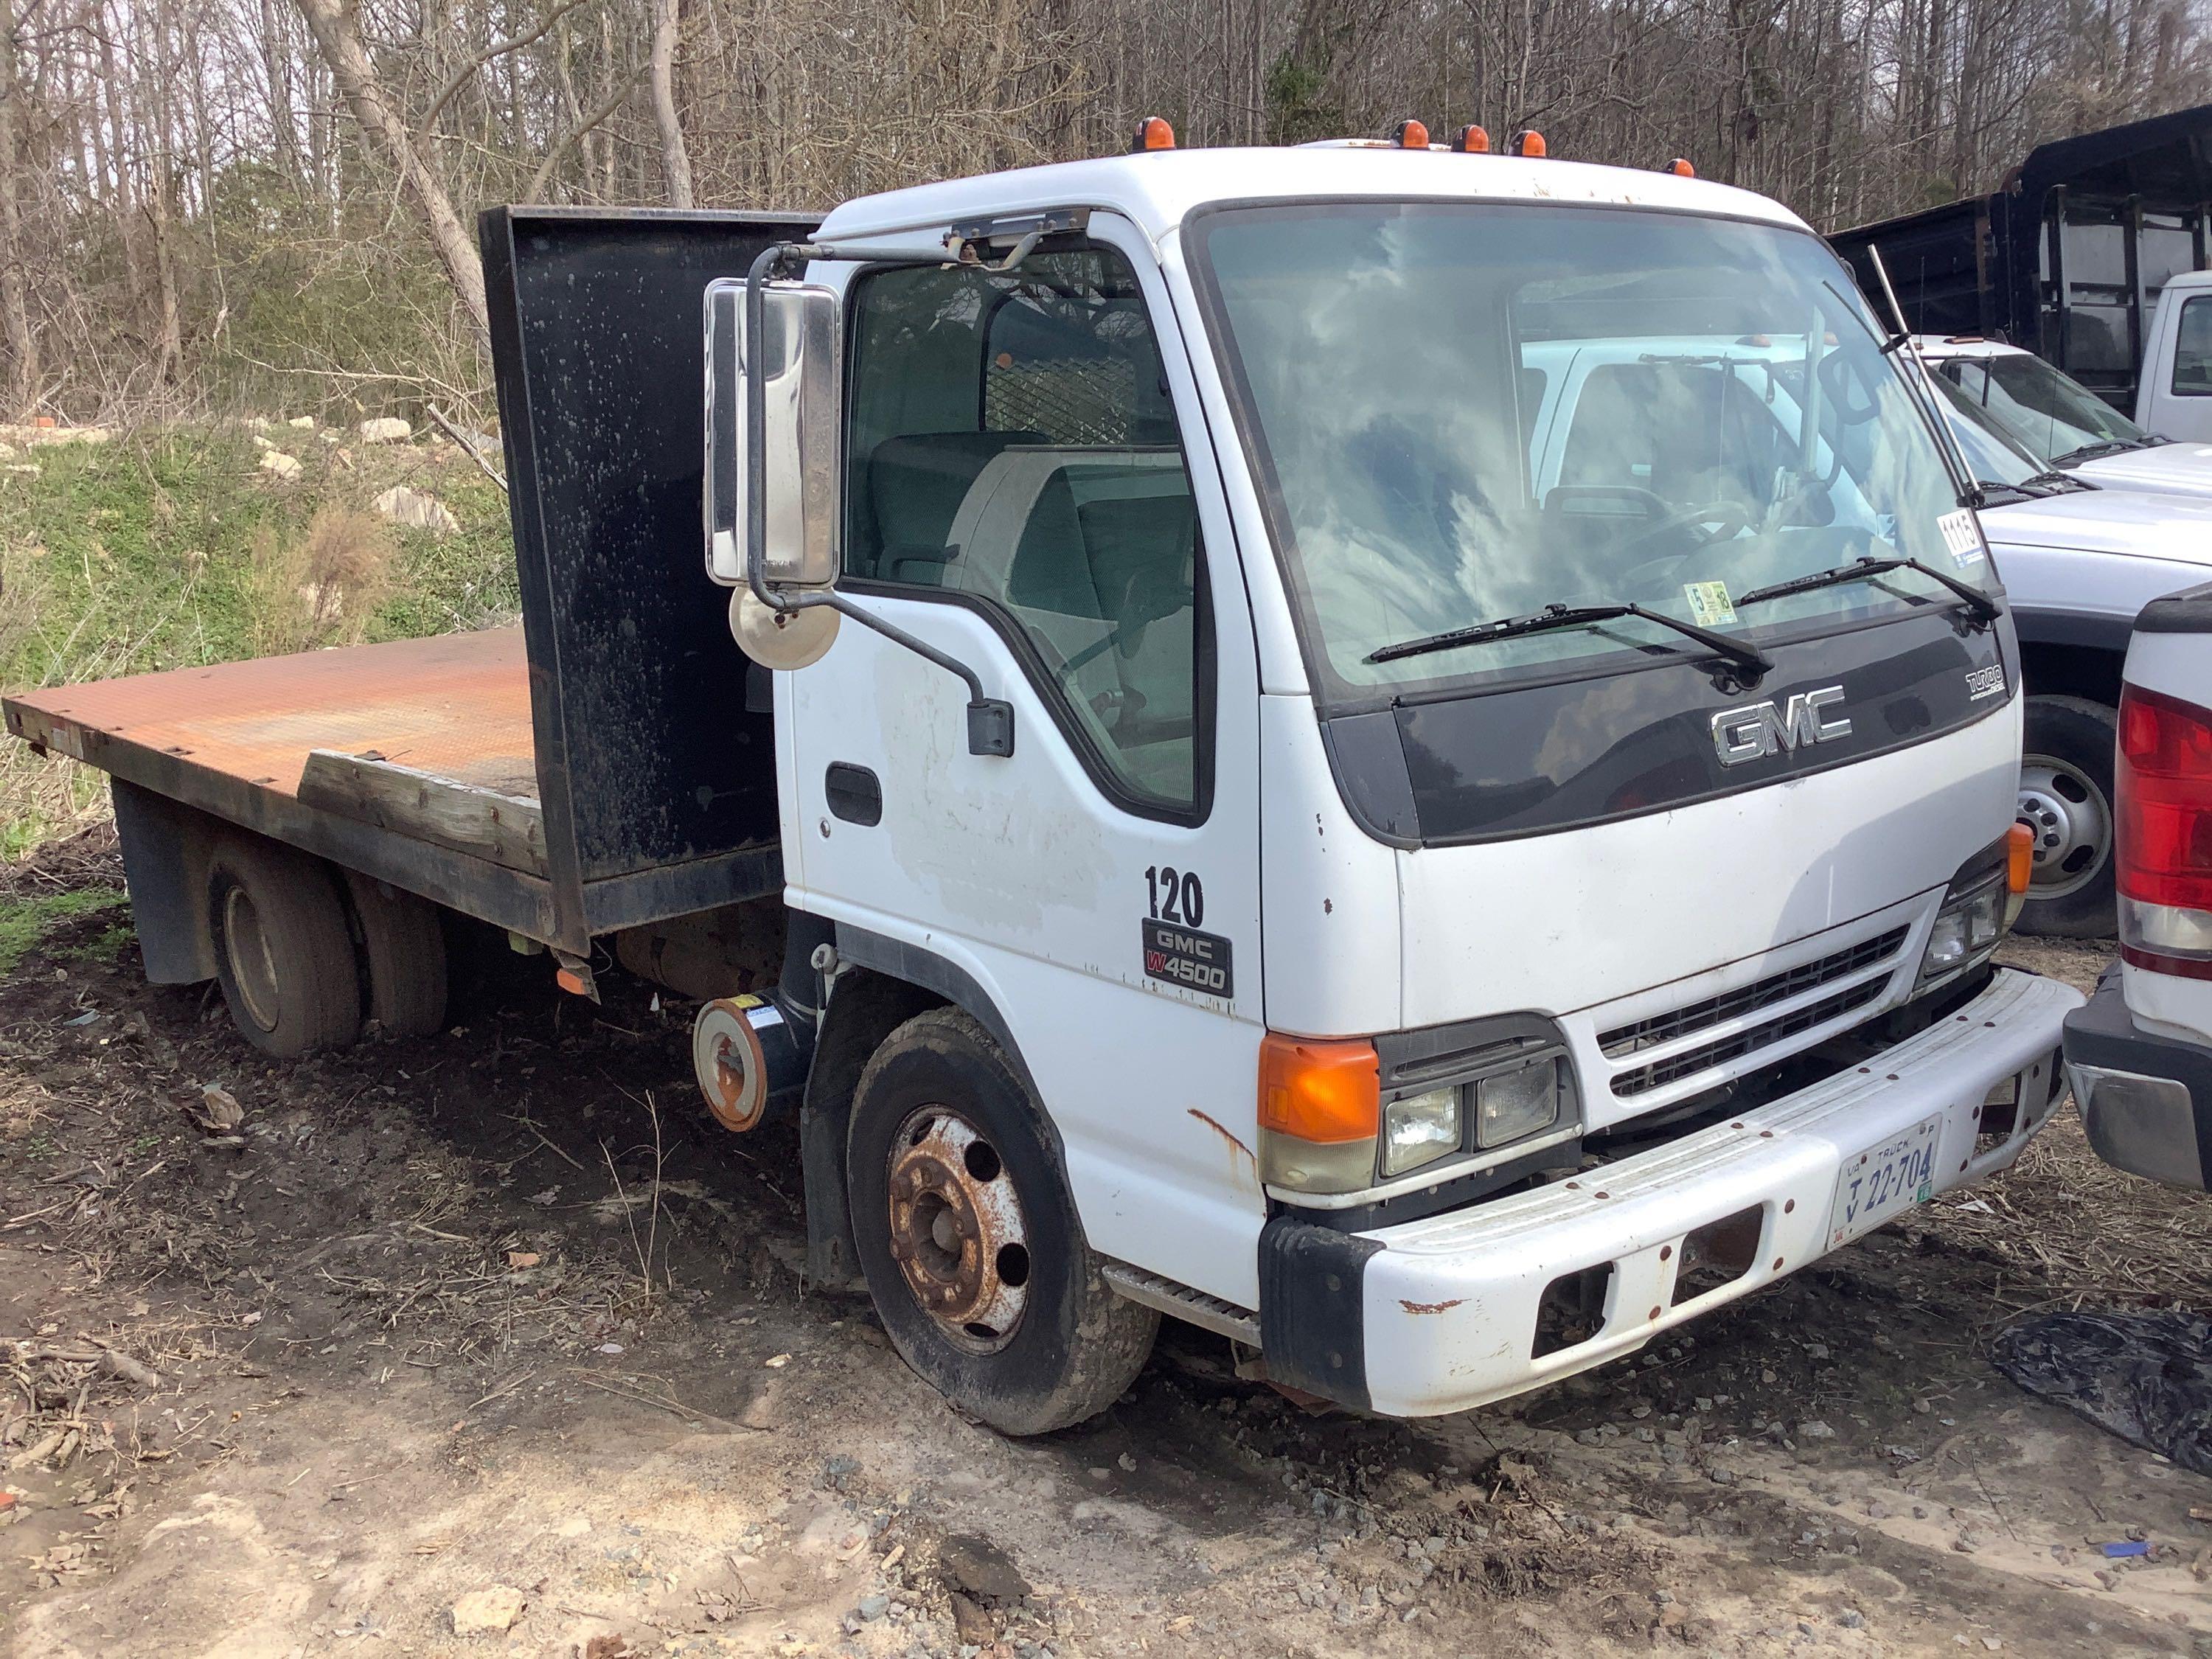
left=2063, top=970, right=2212, bottom=1192
left=1260, top=969, right=2079, bottom=1417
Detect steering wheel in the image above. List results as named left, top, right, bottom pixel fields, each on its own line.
left=1612, top=497, right=1755, bottom=566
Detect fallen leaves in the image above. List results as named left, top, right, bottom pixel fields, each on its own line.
left=187, top=1084, right=243, bottom=1134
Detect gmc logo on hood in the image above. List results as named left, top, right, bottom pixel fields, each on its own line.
left=1711, top=686, right=1851, bottom=766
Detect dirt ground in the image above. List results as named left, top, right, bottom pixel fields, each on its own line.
left=3, top=835, right=2210, bottom=1659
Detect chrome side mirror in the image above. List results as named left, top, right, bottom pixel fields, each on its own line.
left=703, top=277, right=839, bottom=590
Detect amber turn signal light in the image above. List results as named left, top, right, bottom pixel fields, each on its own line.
left=2006, top=821, right=2034, bottom=894
left=1259, top=1033, right=1380, bottom=1144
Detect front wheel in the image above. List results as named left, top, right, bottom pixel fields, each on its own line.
left=2016, top=695, right=2118, bottom=939
left=846, top=1006, right=1157, bottom=1435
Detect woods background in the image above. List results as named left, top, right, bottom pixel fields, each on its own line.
left=1, top=0, right=2208, bottom=428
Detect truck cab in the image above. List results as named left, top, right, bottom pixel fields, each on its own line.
left=2138, top=272, right=2212, bottom=443
left=712, top=139, right=2079, bottom=1423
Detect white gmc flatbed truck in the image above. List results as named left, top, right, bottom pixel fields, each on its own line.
left=2, top=131, right=2081, bottom=1433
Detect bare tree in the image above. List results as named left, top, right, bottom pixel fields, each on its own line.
left=649, top=0, right=692, bottom=207
left=292, top=0, right=487, bottom=342
left=0, top=0, right=2195, bottom=425
left=0, top=0, right=34, bottom=417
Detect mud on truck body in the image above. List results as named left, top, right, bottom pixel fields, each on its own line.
left=4, top=133, right=2080, bottom=1433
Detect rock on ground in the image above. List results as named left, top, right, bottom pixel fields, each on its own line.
left=257, top=450, right=302, bottom=480
left=450, top=1585, right=526, bottom=1634
left=372, top=484, right=459, bottom=535
left=358, top=417, right=412, bottom=444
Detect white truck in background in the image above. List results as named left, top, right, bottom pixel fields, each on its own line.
left=7, top=128, right=2079, bottom=1432
left=1919, top=369, right=2212, bottom=935
left=2138, top=272, right=2212, bottom=444
left=2065, top=582, right=2212, bottom=1191
left=1918, top=334, right=2212, bottom=501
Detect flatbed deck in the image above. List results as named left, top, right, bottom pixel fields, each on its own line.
left=7, top=627, right=538, bottom=813
left=1, top=628, right=578, bottom=942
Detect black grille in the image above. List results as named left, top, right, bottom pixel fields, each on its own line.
left=1599, top=926, right=1911, bottom=1060
left=1609, top=976, right=1891, bottom=1097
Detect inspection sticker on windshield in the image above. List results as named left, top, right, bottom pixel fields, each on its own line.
left=1684, top=580, right=1737, bottom=627
left=1829, top=1113, right=1942, bottom=1248
left=1938, top=509, right=1986, bottom=565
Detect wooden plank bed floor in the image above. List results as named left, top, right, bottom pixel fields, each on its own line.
left=5, top=627, right=548, bottom=875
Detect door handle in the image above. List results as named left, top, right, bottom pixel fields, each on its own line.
left=825, top=762, right=883, bottom=827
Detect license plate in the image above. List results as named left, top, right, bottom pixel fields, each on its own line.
left=1829, top=1115, right=1942, bottom=1248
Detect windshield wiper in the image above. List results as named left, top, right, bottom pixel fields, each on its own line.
left=1367, top=601, right=1773, bottom=678
left=2051, top=439, right=2140, bottom=466
left=2023, top=467, right=2096, bottom=493
left=1736, top=554, right=2000, bottom=627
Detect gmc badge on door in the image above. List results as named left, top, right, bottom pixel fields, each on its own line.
left=1143, top=919, right=1233, bottom=999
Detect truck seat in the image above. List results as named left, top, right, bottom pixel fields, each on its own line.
left=862, top=430, right=1045, bottom=583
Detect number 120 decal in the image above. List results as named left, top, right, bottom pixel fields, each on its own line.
left=1141, top=866, right=1233, bottom=1000
left=1144, top=865, right=1204, bottom=927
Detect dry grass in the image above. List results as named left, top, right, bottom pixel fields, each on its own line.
left=245, top=503, right=395, bottom=655
left=1900, top=936, right=2212, bottom=1316
left=1916, top=1112, right=2212, bottom=1313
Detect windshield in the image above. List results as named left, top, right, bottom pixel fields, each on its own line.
left=1189, top=202, right=1989, bottom=700
left=1926, top=372, right=2042, bottom=489
left=1939, top=352, right=2149, bottom=463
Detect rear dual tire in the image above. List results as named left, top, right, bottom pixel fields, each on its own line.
left=207, top=835, right=361, bottom=1058
left=206, top=834, right=448, bottom=1057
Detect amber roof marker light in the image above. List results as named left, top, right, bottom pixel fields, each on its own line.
left=1130, top=116, right=1175, bottom=153
left=1663, top=156, right=1696, bottom=177
left=1390, top=119, right=1430, bottom=150
left=1509, top=130, right=1546, bottom=157
left=1451, top=125, right=1491, bottom=154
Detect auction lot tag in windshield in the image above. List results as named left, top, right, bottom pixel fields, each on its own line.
left=1684, top=580, right=1736, bottom=627
left=1938, top=509, right=1986, bottom=565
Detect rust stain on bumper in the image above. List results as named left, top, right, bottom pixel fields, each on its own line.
left=1399, top=1297, right=1467, bottom=1316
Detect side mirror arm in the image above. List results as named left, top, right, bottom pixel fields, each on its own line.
left=745, top=240, right=1014, bottom=759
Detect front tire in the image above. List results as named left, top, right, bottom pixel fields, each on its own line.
left=2016, top=695, right=2118, bottom=939
left=846, top=1006, right=1157, bottom=1435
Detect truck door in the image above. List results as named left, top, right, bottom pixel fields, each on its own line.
left=2140, top=285, right=2212, bottom=440
left=783, top=214, right=1268, bottom=1307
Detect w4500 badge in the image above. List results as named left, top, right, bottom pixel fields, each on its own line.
left=1142, top=919, right=1234, bottom=999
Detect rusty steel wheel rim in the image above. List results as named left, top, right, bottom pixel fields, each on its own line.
left=885, top=1107, right=1032, bottom=1354
left=223, top=885, right=280, bottom=1032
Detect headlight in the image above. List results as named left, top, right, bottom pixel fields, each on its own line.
left=1382, top=1087, right=1461, bottom=1176
left=1475, top=1059, right=1563, bottom=1147
left=1259, top=1017, right=1582, bottom=1198
left=1917, top=872, right=2008, bottom=990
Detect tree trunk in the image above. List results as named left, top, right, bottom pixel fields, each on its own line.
left=650, top=0, right=694, bottom=207
left=0, top=0, right=36, bottom=418
left=292, top=0, right=489, bottom=343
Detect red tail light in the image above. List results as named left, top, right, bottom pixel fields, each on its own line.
left=2117, top=682, right=2212, bottom=975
